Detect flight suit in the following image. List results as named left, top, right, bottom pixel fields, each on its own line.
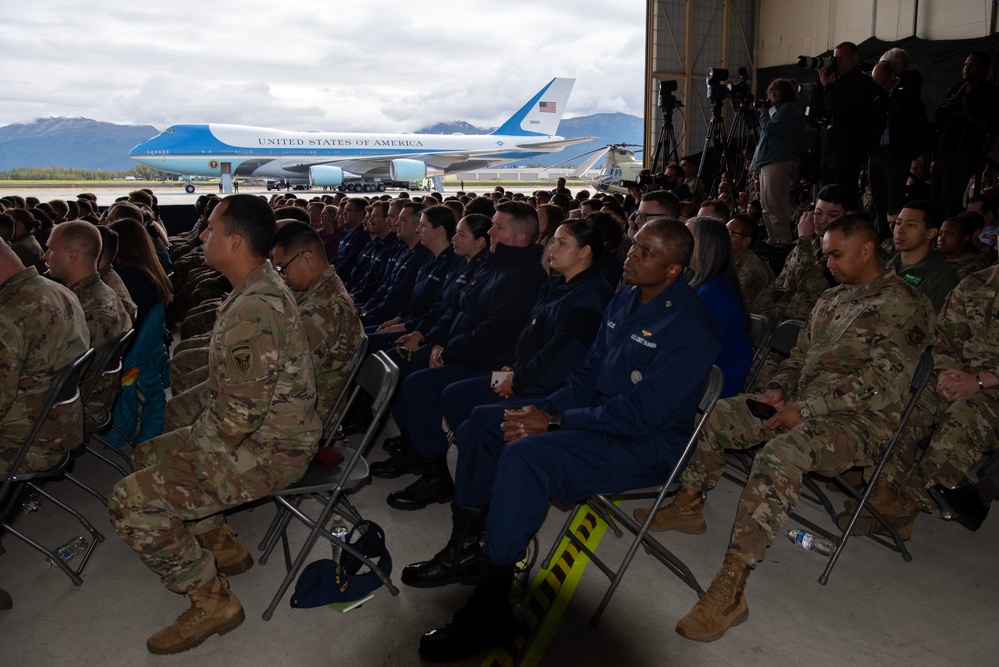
left=455, top=277, right=720, bottom=564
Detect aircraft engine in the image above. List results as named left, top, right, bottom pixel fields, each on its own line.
left=309, top=165, right=344, bottom=187
left=390, top=159, right=427, bottom=182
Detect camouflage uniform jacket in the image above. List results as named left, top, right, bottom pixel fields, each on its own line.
left=933, top=265, right=999, bottom=375
left=296, top=265, right=364, bottom=420
left=0, top=267, right=90, bottom=469
left=945, top=251, right=991, bottom=280
left=735, top=249, right=775, bottom=314
left=770, top=236, right=833, bottom=321
left=100, top=264, right=138, bottom=323
left=885, top=249, right=960, bottom=314
left=770, top=272, right=935, bottom=437
left=71, top=272, right=131, bottom=429
left=185, top=261, right=320, bottom=485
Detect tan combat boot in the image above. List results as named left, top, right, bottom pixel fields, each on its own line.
left=196, top=523, right=254, bottom=576
left=633, top=486, right=707, bottom=534
left=147, top=576, right=245, bottom=654
left=675, top=553, right=751, bottom=642
left=836, top=480, right=919, bottom=541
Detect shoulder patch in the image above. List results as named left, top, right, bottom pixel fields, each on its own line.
left=901, top=273, right=924, bottom=287
left=229, top=343, right=254, bottom=378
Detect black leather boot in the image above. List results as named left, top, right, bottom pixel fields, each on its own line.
left=386, top=457, right=455, bottom=510
left=929, top=478, right=990, bottom=531
left=418, top=558, right=518, bottom=662
left=402, top=504, right=485, bottom=588
left=369, top=432, right=424, bottom=479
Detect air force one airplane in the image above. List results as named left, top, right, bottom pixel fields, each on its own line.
left=129, top=77, right=591, bottom=193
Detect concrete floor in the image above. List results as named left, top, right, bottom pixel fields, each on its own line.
left=1, top=425, right=997, bottom=667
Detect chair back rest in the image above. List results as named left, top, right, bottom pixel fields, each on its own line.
left=747, top=314, right=773, bottom=352
left=321, top=335, right=369, bottom=436
left=900, top=349, right=934, bottom=426
left=325, top=350, right=400, bottom=486
left=80, top=329, right=135, bottom=405
left=2, top=347, right=94, bottom=484
left=769, top=319, right=805, bottom=357
left=661, top=365, right=724, bottom=492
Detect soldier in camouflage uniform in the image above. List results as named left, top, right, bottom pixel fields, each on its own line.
left=108, top=195, right=320, bottom=655
left=44, top=221, right=131, bottom=431
left=727, top=214, right=775, bottom=314
left=849, top=264, right=999, bottom=536
left=0, top=242, right=90, bottom=472
left=938, top=215, right=991, bottom=280
left=664, top=215, right=935, bottom=642
left=165, top=221, right=364, bottom=430
left=766, top=185, right=843, bottom=322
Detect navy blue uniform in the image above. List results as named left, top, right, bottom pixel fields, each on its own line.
left=332, top=224, right=369, bottom=279
left=348, top=232, right=397, bottom=301
left=440, top=265, right=614, bottom=438
left=361, top=243, right=433, bottom=323
left=365, top=250, right=485, bottom=355
left=392, top=243, right=548, bottom=451
left=695, top=274, right=752, bottom=398
left=455, top=276, right=720, bottom=564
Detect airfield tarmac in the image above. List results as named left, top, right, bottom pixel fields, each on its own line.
left=1, top=183, right=550, bottom=208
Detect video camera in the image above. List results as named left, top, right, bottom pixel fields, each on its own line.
left=798, top=54, right=836, bottom=73
left=658, top=79, right=681, bottom=113
left=706, top=66, right=754, bottom=107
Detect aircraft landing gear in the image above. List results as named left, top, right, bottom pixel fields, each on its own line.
left=185, top=182, right=195, bottom=193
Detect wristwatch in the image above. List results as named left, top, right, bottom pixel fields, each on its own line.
left=548, top=415, right=562, bottom=432
left=798, top=405, right=811, bottom=420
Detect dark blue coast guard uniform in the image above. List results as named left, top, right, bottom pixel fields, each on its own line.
left=454, top=275, right=720, bottom=564
left=348, top=232, right=398, bottom=301
left=360, top=243, right=433, bottom=324
left=332, top=224, right=370, bottom=279
left=365, top=251, right=486, bottom=355
left=438, top=264, right=614, bottom=442
left=390, top=243, right=547, bottom=444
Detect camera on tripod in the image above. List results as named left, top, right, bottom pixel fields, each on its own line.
left=797, top=54, right=837, bottom=73
left=658, top=79, right=681, bottom=113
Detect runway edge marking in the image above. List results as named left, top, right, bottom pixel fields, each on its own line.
left=483, top=503, right=613, bottom=667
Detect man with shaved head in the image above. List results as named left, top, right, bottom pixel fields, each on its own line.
left=45, top=221, right=130, bottom=429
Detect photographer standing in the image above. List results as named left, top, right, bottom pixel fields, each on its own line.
left=815, top=41, right=877, bottom=206
left=751, top=78, right=803, bottom=244
left=931, top=52, right=999, bottom=216
left=869, top=55, right=928, bottom=240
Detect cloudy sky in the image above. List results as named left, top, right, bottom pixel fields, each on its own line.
left=0, top=1, right=646, bottom=132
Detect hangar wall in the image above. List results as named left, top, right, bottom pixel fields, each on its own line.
left=645, top=0, right=998, bottom=163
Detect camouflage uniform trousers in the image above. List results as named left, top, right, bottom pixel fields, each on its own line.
left=885, top=388, right=999, bottom=510
left=109, top=427, right=279, bottom=593
left=681, top=395, right=883, bottom=566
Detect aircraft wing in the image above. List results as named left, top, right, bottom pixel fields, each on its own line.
left=273, top=147, right=545, bottom=178
left=514, top=136, right=597, bottom=151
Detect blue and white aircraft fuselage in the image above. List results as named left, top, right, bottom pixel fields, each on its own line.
left=129, top=78, right=590, bottom=189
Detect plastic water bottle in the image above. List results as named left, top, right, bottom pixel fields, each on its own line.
left=46, top=536, right=88, bottom=568
left=786, top=529, right=836, bottom=556
left=330, top=516, right=349, bottom=564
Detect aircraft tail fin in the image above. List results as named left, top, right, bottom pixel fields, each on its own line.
left=491, top=78, right=575, bottom=137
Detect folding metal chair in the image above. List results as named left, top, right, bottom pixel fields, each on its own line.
left=256, top=350, right=400, bottom=620
left=81, top=329, right=136, bottom=477
left=797, top=348, right=935, bottom=584
left=319, top=336, right=368, bottom=441
left=540, top=365, right=724, bottom=627
left=0, top=348, right=101, bottom=586
left=744, top=313, right=774, bottom=392
left=741, top=318, right=804, bottom=392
